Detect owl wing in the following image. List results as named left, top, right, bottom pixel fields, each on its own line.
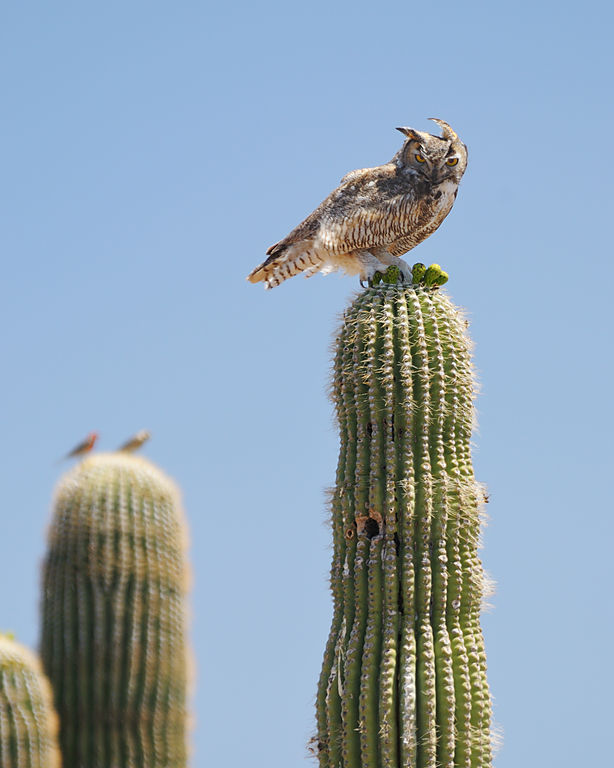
left=339, top=167, right=371, bottom=184
left=268, top=163, right=413, bottom=256
left=315, top=164, right=419, bottom=255
left=248, top=164, right=416, bottom=284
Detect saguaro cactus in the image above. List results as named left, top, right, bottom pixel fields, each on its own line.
left=0, top=634, right=61, bottom=768
left=41, top=453, right=190, bottom=768
left=316, top=283, right=492, bottom=768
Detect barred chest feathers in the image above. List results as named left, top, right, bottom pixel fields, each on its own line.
left=247, top=118, right=468, bottom=289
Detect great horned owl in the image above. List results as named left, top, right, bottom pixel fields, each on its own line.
left=247, top=119, right=467, bottom=289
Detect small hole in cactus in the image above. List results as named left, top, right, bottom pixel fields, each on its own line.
left=345, top=527, right=355, bottom=540
left=366, top=422, right=373, bottom=436
left=364, top=517, right=380, bottom=539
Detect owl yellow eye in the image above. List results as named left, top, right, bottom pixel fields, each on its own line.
left=445, top=157, right=459, bottom=166
left=415, top=153, right=426, bottom=163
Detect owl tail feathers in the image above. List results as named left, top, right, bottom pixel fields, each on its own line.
left=246, top=263, right=267, bottom=284
left=247, top=241, right=323, bottom=289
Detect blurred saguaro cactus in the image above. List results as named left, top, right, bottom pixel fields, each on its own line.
left=0, top=633, right=61, bottom=768
left=316, top=283, right=492, bottom=768
left=41, top=453, right=191, bottom=768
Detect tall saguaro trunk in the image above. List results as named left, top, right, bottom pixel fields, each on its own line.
left=316, top=284, right=492, bottom=768
left=41, top=453, right=191, bottom=768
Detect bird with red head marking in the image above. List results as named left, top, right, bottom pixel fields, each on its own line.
left=63, top=432, right=98, bottom=460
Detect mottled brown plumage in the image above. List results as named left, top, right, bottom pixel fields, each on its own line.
left=117, top=429, right=151, bottom=452
left=248, top=119, right=467, bottom=289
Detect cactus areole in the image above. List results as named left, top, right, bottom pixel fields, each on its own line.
left=316, top=284, right=492, bottom=768
left=41, top=453, right=190, bottom=768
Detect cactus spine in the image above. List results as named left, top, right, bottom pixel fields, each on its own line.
left=41, top=453, right=190, bottom=768
left=317, top=284, right=492, bottom=768
left=0, top=634, right=61, bottom=768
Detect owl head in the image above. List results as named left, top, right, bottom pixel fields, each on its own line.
left=395, top=118, right=467, bottom=184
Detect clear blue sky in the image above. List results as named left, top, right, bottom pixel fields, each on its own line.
left=1, top=2, right=612, bottom=765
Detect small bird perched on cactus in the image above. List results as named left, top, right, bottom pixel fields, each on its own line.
left=63, top=432, right=98, bottom=460
left=118, top=430, right=151, bottom=452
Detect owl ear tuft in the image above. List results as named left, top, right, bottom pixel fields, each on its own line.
left=429, top=118, right=459, bottom=142
left=396, top=126, right=422, bottom=142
